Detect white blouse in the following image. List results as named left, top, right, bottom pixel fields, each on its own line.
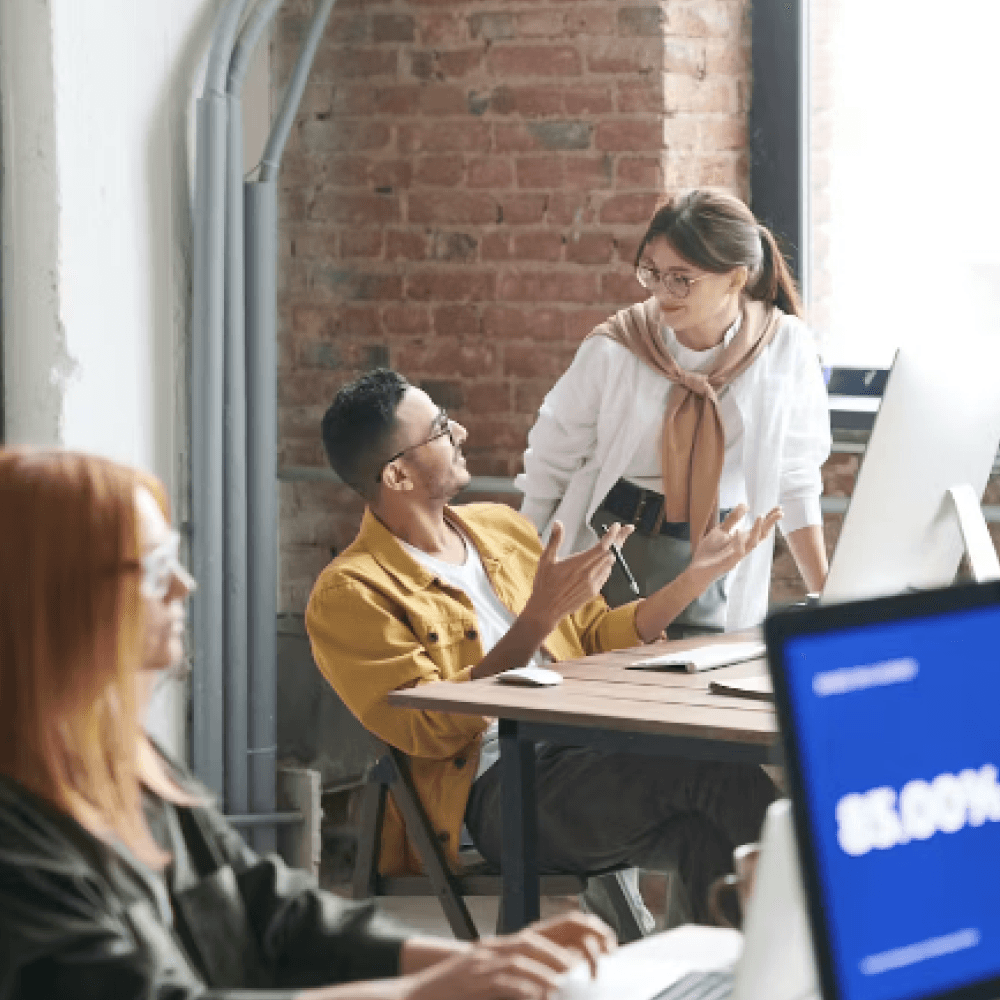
left=514, top=306, right=832, bottom=630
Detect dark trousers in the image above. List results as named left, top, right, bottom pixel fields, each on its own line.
left=465, top=744, right=777, bottom=925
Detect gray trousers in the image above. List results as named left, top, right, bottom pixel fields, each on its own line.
left=464, top=745, right=777, bottom=927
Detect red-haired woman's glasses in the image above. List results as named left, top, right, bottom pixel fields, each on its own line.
left=636, top=264, right=712, bottom=299
left=141, top=530, right=184, bottom=599
left=376, top=410, right=457, bottom=482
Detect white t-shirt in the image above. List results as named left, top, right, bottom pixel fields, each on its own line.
left=400, top=527, right=546, bottom=779
left=624, top=317, right=747, bottom=511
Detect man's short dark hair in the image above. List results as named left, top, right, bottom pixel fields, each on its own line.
left=321, top=369, right=409, bottom=502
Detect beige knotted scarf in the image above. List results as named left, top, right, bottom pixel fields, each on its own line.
left=588, top=296, right=782, bottom=544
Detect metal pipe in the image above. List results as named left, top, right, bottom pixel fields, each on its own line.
left=189, top=95, right=228, bottom=798
left=228, top=0, right=284, bottom=94
left=189, top=0, right=252, bottom=795
left=259, top=0, right=337, bottom=182
left=223, top=92, right=250, bottom=818
left=244, top=180, right=279, bottom=852
left=228, top=811, right=303, bottom=828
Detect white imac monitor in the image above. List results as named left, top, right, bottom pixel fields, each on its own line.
left=821, top=346, right=1000, bottom=605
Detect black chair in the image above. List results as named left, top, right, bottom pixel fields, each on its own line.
left=349, top=739, right=591, bottom=940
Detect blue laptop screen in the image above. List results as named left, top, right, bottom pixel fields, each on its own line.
left=782, top=604, right=1000, bottom=1000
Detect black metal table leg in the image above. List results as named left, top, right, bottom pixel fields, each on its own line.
left=498, top=718, right=540, bottom=932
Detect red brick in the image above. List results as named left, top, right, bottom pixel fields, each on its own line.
left=405, top=270, right=497, bottom=302
left=383, top=305, right=432, bottom=338
left=419, top=85, right=469, bottom=115
left=481, top=232, right=513, bottom=261
left=616, top=82, right=662, bottom=114
left=513, top=231, right=564, bottom=261
left=514, top=10, right=567, bottom=37
left=547, top=192, right=596, bottom=226
left=461, top=380, right=512, bottom=414
left=514, top=378, right=555, bottom=415
left=664, top=40, right=708, bottom=78
left=341, top=230, right=384, bottom=258
left=672, top=5, right=741, bottom=38
left=312, top=267, right=403, bottom=303
left=371, top=160, right=414, bottom=190
left=564, top=155, right=613, bottom=190
left=468, top=157, right=514, bottom=189
left=599, top=192, right=659, bottom=224
left=468, top=11, right=516, bottom=41
left=290, top=228, right=339, bottom=258
left=418, top=14, right=464, bottom=46
left=432, top=231, right=478, bottom=262
left=698, top=152, right=746, bottom=188
left=489, top=85, right=565, bottom=117
left=699, top=116, right=748, bottom=151
left=419, top=379, right=466, bottom=411
left=395, top=339, right=498, bottom=379
left=616, top=156, right=663, bottom=188
left=386, top=230, right=429, bottom=261
left=662, top=76, right=737, bottom=114
left=460, top=415, right=532, bottom=452
left=436, top=48, right=485, bottom=79
left=615, top=233, right=644, bottom=266
left=595, top=120, right=663, bottom=153
left=299, top=119, right=391, bottom=154
left=503, top=341, right=577, bottom=378
left=499, top=271, right=600, bottom=303
left=398, top=122, right=492, bottom=154
left=487, top=45, right=582, bottom=78
left=601, top=271, right=645, bottom=303
left=414, top=155, right=466, bottom=187
left=312, top=47, right=397, bottom=80
left=483, top=306, right=566, bottom=341
left=565, top=7, right=616, bottom=36
left=562, top=306, right=611, bottom=339
left=586, top=39, right=660, bottom=75
left=563, top=87, right=615, bottom=115
left=373, top=13, right=415, bottom=43
left=705, top=39, right=749, bottom=77
left=516, top=156, right=565, bottom=189
left=311, top=192, right=400, bottom=226
left=409, top=191, right=498, bottom=226
left=433, top=304, right=481, bottom=337
left=565, top=231, right=614, bottom=266
left=327, top=156, right=372, bottom=187
left=497, top=194, right=548, bottom=225
left=373, top=85, right=422, bottom=115
left=495, top=124, right=545, bottom=153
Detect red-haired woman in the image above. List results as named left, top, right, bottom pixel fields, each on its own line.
left=0, top=449, right=613, bottom=999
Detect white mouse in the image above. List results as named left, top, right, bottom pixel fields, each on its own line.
left=496, top=664, right=563, bottom=687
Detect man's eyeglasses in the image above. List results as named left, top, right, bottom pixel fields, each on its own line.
left=141, top=530, right=186, bottom=599
left=376, top=410, right=457, bottom=482
left=636, top=263, right=713, bottom=299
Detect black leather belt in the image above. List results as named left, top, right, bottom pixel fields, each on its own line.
left=599, top=479, right=731, bottom=540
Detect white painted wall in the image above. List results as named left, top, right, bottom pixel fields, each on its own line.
left=0, top=0, right=276, bottom=756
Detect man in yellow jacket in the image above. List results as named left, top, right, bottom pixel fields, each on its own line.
left=306, top=369, right=780, bottom=935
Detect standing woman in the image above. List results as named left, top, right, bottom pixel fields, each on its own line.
left=517, top=189, right=831, bottom=633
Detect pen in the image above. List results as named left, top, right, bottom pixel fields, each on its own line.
left=600, top=524, right=640, bottom=595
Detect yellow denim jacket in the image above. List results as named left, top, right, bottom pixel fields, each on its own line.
left=305, top=502, right=640, bottom=876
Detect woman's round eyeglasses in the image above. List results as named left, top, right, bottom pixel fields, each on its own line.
left=636, top=264, right=713, bottom=299
left=376, top=410, right=457, bottom=482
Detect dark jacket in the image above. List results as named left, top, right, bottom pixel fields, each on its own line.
left=0, top=750, right=406, bottom=999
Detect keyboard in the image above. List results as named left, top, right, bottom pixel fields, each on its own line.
left=652, top=969, right=735, bottom=1000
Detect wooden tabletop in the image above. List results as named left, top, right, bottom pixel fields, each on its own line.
left=387, top=632, right=778, bottom=749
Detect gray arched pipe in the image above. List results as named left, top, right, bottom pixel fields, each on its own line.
left=190, top=0, right=254, bottom=797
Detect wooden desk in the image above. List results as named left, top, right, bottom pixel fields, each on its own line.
left=388, top=632, right=779, bottom=932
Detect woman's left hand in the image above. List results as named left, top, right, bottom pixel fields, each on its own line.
left=690, top=504, right=783, bottom=585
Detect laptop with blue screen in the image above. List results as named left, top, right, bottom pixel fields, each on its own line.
left=765, top=580, right=1000, bottom=1000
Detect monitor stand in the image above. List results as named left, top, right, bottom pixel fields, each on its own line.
left=947, top=484, right=1000, bottom=583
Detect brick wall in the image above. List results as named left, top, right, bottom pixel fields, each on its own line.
left=276, top=0, right=749, bottom=612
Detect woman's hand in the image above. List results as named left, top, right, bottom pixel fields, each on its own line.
left=689, top=504, right=783, bottom=586
left=403, top=913, right=615, bottom=1000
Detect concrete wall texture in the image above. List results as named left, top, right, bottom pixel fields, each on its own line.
left=275, top=0, right=754, bottom=612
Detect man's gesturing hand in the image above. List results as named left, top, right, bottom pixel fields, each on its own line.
left=522, top=521, right=632, bottom=634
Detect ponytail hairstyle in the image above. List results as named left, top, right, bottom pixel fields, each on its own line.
left=636, top=189, right=803, bottom=318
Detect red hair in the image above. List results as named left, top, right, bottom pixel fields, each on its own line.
left=0, top=448, right=171, bottom=867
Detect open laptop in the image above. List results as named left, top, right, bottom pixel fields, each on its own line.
left=563, top=580, right=1000, bottom=1000
left=765, top=581, right=1000, bottom=1000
